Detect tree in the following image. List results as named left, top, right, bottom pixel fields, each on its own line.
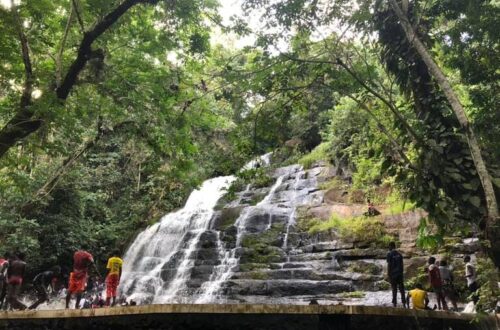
left=0, top=0, right=216, bottom=159
left=387, top=0, right=499, bottom=264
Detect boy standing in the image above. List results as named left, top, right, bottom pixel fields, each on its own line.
left=105, top=250, right=123, bottom=307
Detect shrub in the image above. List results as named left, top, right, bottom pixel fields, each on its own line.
left=308, top=215, right=395, bottom=247
left=298, top=142, right=331, bottom=169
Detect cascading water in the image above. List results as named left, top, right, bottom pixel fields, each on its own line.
left=120, top=176, right=235, bottom=304
left=195, top=172, right=289, bottom=303
left=121, top=154, right=322, bottom=305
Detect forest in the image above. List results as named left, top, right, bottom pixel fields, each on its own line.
left=0, top=0, right=498, bottom=303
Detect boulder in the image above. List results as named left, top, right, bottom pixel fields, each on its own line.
left=212, top=206, right=245, bottom=230
left=198, top=230, right=219, bottom=249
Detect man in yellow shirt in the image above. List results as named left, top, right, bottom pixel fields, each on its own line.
left=407, top=283, right=431, bottom=310
left=105, top=250, right=123, bottom=307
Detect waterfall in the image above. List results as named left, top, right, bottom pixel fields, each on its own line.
left=121, top=154, right=320, bottom=305
left=196, top=172, right=289, bottom=303
left=120, top=176, right=235, bottom=304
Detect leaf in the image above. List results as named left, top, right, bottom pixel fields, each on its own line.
left=469, top=196, right=481, bottom=208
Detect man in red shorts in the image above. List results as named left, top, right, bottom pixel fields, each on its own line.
left=105, top=250, right=123, bottom=307
left=6, top=252, right=27, bottom=310
left=66, top=249, right=99, bottom=309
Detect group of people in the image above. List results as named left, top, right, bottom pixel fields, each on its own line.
left=387, top=241, right=479, bottom=310
left=0, top=249, right=124, bottom=310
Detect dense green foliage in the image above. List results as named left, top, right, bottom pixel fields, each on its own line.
left=0, top=0, right=498, bottom=296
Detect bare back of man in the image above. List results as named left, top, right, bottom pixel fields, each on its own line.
left=6, top=256, right=27, bottom=311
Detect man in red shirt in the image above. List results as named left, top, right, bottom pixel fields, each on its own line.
left=428, top=256, right=447, bottom=310
left=65, top=250, right=99, bottom=309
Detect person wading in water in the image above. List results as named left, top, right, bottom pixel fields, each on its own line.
left=105, top=250, right=123, bottom=307
left=66, top=249, right=99, bottom=309
left=28, top=266, right=61, bottom=309
left=6, top=252, right=27, bottom=310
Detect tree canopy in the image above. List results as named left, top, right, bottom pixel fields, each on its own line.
left=0, top=0, right=498, bottom=274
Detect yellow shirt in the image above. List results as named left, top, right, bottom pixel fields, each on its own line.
left=409, top=288, right=427, bottom=309
left=106, top=257, right=123, bottom=276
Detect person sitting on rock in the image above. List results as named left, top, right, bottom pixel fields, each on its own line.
left=365, top=199, right=381, bottom=216
left=407, top=283, right=433, bottom=310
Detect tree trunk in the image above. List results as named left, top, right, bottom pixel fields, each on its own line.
left=388, top=0, right=499, bottom=265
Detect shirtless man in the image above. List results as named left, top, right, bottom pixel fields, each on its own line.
left=28, top=266, right=61, bottom=310
left=66, top=250, right=99, bottom=309
left=6, top=252, right=27, bottom=310
left=0, top=252, right=10, bottom=309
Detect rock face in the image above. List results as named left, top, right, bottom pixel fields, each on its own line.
left=122, top=160, right=482, bottom=305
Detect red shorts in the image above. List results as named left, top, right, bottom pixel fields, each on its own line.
left=7, top=276, right=23, bottom=285
left=68, top=271, right=87, bottom=294
left=106, top=274, right=120, bottom=298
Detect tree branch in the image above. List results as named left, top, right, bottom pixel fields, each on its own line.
left=345, top=94, right=415, bottom=170
left=56, top=2, right=75, bottom=87
left=71, top=0, right=85, bottom=33
left=56, top=0, right=160, bottom=100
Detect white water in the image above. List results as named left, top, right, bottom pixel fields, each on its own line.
left=121, top=155, right=319, bottom=305
left=120, top=176, right=235, bottom=304
left=196, top=172, right=289, bottom=303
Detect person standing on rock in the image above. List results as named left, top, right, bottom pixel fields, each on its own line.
left=386, top=242, right=407, bottom=307
left=6, top=252, right=27, bottom=310
left=66, top=249, right=99, bottom=309
left=105, top=249, right=123, bottom=307
left=463, top=255, right=479, bottom=304
left=438, top=260, right=458, bottom=311
left=428, top=257, right=447, bottom=310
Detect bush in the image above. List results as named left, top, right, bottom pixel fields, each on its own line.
left=475, top=257, right=499, bottom=312
left=298, top=142, right=331, bottom=169
left=308, top=215, right=395, bottom=247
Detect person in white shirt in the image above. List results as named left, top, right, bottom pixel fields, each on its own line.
left=463, top=255, right=479, bottom=304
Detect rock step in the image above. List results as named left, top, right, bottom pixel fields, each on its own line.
left=231, top=269, right=383, bottom=283
left=224, top=279, right=353, bottom=296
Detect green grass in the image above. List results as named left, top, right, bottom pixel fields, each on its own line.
left=298, top=142, right=331, bottom=169
left=386, top=199, right=416, bottom=215
left=308, top=215, right=395, bottom=247
left=318, top=178, right=347, bottom=191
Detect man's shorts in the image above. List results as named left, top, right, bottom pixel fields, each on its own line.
left=105, top=274, right=120, bottom=298
left=68, top=271, right=87, bottom=294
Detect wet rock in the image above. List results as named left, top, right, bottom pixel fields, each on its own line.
left=245, top=212, right=273, bottom=233
left=221, top=225, right=237, bottom=249
left=332, top=248, right=387, bottom=260
left=302, top=241, right=354, bottom=253
left=282, top=263, right=308, bottom=269
left=195, top=248, right=220, bottom=261
left=198, top=230, right=219, bottom=249
left=402, top=257, right=427, bottom=279
left=225, top=279, right=352, bottom=296
left=212, top=206, right=245, bottom=230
